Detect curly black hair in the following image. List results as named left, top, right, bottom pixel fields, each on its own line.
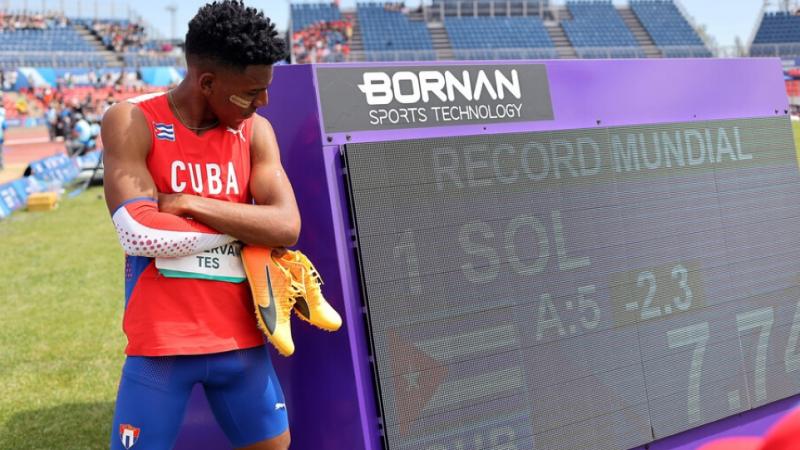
left=185, top=0, right=287, bottom=69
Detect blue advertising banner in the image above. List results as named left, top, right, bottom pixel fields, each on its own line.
left=0, top=181, right=26, bottom=213
left=28, top=154, right=79, bottom=183
left=0, top=198, right=11, bottom=219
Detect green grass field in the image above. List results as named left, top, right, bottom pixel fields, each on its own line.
left=0, top=188, right=125, bottom=449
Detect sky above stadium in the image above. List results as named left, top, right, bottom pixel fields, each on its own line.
left=5, top=0, right=775, bottom=48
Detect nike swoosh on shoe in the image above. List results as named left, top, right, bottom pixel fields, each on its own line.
left=258, top=265, right=277, bottom=334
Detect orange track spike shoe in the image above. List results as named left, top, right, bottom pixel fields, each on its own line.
left=241, top=246, right=304, bottom=356
left=278, top=250, right=343, bottom=332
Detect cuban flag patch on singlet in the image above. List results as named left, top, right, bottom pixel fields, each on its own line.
left=154, top=123, right=175, bottom=141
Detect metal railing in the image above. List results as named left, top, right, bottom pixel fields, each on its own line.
left=748, top=43, right=800, bottom=58
left=123, top=52, right=186, bottom=67
left=0, top=50, right=186, bottom=68
left=0, top=51, right=108, bottom=68
left=424, top=1, right=549, bottom=21
left=341, top=45, right=713, bottom=62
left=649, top=45, right=713, bottom=58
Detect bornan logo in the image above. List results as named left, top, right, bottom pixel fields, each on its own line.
left=119, top=424, right=141, bottom=449
left=357, top=69, right=522, bottom=106
left=154, top=123, right=175, bottom=141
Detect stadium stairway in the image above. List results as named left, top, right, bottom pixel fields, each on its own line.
left=407, top=6, right=454, bottom=60
left=345, top=11, right=365, bottom=61
left=545, top=7, right=577, bottom=59
left=427, top=22, right=455, bottom=60
left=406, top=8, right=456, bottom=60
left=618, top=7, right=661, bottom=58
left=74, top=23, right=123, bottom=67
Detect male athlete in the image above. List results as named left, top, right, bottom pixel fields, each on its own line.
left=102, top=1, right=296, bottom=449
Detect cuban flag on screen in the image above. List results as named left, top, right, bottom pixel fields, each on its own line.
left=154, top=123, right=175, bottom=141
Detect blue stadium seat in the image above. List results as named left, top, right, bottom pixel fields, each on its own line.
left=357, top=3, right=434, bottom=60
left=0, top=20, right=115, bottom=69
left=0, top=16, right=179, bottom=69
left=291, top=2, right=343, bottom=31
left=562, top=1, right=644, bottom=58
left=751, top=11, right=800, bottom=57
left=0, top=27, right=95, bottom=52
left=630, top=0, right=710, bottom=58
left=444, top=16, right=557, bottom=59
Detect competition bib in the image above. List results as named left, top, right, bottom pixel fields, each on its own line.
left=156, top=242, right=246, bottom=283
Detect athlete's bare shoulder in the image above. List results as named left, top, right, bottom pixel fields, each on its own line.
left=250, top=114, right=279, bottom=162
left=101, top=99, right=151, bottom=159
left=251, top=113, right=275, bottom=137
left=101, top=98, right=158, bottom=211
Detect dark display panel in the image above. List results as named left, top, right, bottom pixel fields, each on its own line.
left=344, top=117, right=800, bottom=450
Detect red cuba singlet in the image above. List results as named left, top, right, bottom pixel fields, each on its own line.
left=122, top=92, right=263, bottom=356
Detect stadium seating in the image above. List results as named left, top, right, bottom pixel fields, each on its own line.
left=630, top=0, right=710, bottom=57
left=444, top=16, right=557, bottom=59
left=357, top=3, right=435, bottom=61
left=0, top=53, right=106, bottom=70
left=0, top=19, right=108, bottom=68
left=291, top=2, right=342, bottom=31
left=751, top=11, right=800, bottom=57
left=0, top=27, right=94, bottom=52
left=123, top=53, right=183, bottom=67
left=562, top=0, right=643, bottom=58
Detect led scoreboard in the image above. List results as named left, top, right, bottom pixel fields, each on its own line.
left=345, top=116, right=798, bottom=450
left=173, top=59, right=800, bottom=450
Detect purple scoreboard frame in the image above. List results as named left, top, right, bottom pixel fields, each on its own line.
left=174, top=59, right=798, bottom=450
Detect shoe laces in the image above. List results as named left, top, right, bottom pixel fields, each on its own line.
left=271, top=253, right=302, bottom=324
left=276, top=294, right=296, bottom=325
left=287, top=252, right=320, bottom=283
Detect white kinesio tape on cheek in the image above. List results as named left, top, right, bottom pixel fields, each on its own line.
left=229, top=94, right=251, bottom=108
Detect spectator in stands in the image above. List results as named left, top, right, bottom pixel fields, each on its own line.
left=56, top=101, right=72, bottom=140
left=102, top=96, right=115, bottom=116
left=0, top=12, right=67, bottom=31
left=292, top=19, right=351, bottom=64
left=14, top=95, right=28, bottom=115
left=2, top=71, right=16, bottom=91
left=91, top=20, right=146, bottom=53
left=45, top=102, right=57, bottom=141
left=384, top=3, right=399, bottom=12
left=67, top=112, right=93, bottom=157
left=0, top=63, right=164, bottom=135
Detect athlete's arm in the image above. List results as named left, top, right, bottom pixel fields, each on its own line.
left=102, top=101, right=235, bottom=257
left=158, top=115, right=301, bottom=248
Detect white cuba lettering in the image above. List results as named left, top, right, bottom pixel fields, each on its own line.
left=171, top=160, right=186, bottom=192
left=169, top=161, right=239, bottom=195
left=207, top=164, right=222, bottom=195
left=226, top=161, right=240, bottom=195
left=189, top=163, right=203, bottom=192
